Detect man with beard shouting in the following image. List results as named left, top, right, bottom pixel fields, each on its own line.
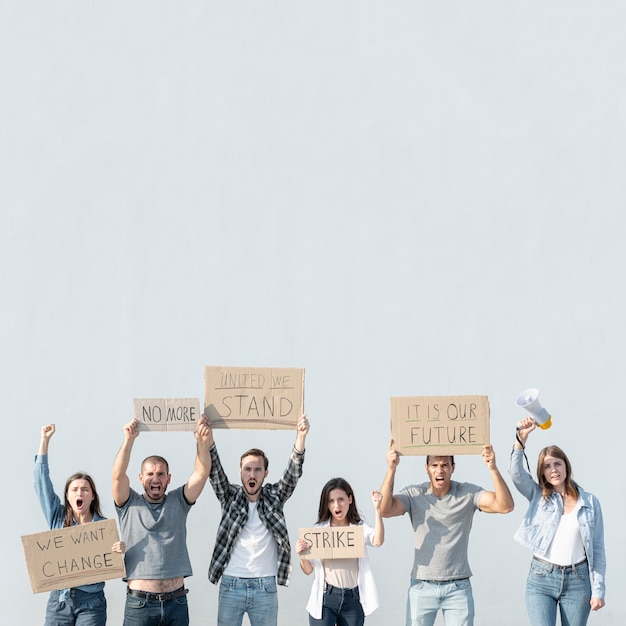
left=205, top=413, right=310, bottom=626
left=112, top=417, right=213, bottom=625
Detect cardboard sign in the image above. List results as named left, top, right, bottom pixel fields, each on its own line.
left=133, top=398, right=201, bottom=431
left=204, top=366, right=304, bottom=429
left=391, top=395, right=490, bottom=455
left=298, top=525, right=364, bottom=559
left=22, top=519, right=125, bottom=593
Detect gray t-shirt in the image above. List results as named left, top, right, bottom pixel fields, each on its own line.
left=116, top=486, right=193, bottom=580
left=396, top=481, right=484, bottom=581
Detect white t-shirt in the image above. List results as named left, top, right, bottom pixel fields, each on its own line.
left=224, top=501, right=278, bottom=578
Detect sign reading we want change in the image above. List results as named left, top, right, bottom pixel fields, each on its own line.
left=204, top=366, right=304, bottom=429
left=22, top=519, right=125, bottom=593
left=391, top=395, right=490, bottom=455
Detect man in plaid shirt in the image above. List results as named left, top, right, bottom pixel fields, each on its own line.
left=204, top=413, right=310, bottom=626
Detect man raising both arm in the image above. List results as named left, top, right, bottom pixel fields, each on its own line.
left=207, top=413, right=310, bottom=626
left=380, top=441, right=514, bottom=626
left=112, top=417, right=212, bottom=626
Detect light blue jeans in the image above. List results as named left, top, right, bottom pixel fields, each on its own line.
left=406, top=578, right=474, bottom=626
left=217, top=575, right=278, bottom=626
left=526, top=558, right=591, bottom=626
left=45, top=589, right=106, bottom=626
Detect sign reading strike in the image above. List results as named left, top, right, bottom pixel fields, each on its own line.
left=133, top=398, right=201, bottom=431
left=298, top=526, right=364, bottom=559
left=204, top=366, right=304, bottom=429
left=22, top=519, right=125, bottom=594
left=391, top=395, right=490, bottom=455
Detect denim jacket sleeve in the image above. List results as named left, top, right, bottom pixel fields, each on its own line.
left=580, top=491, right=606, bottom=599
left=508, top=448, right=541, bottom=501
left=34, top=454, right=64, bottom=529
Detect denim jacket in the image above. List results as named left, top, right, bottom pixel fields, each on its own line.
left=508, top=448, right=606, bottom=599
left=34, top=454, right=106, bottom=599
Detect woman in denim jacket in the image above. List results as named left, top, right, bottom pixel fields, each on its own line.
left=509, top=417, right=606, bottom=626
left=35, top=424, right=125, bottom=626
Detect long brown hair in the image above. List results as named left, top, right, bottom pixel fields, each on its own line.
left=63, top=473, right=103, bottom=528
left=316, top=477, right=361, bottom=524
left=536, top=445, right=578, bottom=500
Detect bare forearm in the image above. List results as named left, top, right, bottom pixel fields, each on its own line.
left=373, top=509, right=385, bottom=546
left=379, top=468, right=397, bottom=517
left=491, top=467, right=514, bottom=513
left=112, top=440, right=133, bottom=480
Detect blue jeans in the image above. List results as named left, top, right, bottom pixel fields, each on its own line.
left=123, top=589, right=189, bottom=625
left=217, top=575, right=278, bottom=626
left=309, top=584, right=365, bottom=626
left=526, top=558, right=591, bottom=626
left=45, top=589, right=106, bottom=626
left=406, top=578, right=474, bottom=626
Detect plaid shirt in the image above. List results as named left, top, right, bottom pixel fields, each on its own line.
left=207, top=443, right=305, bottom=586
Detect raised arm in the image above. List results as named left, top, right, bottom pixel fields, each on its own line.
left=275, top=414, right=310, bottom=501
left=184, top=416, right=214, bottom=504
left=38, top=423, right=55, bottom=456
left=294, top=413, right=310, bottom=452
left=477, top=445, right=515, bottom=514
left=112, top=419, right=140, bottom=507
left=371, top=490, right=385, bottom=546
left=379, top=439, right=406, bottom=518
left=509, top=417, right=540, bottom=500
left=34, top=423, right=63, bottom=527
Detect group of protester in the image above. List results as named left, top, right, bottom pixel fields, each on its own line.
left=34, top=412, right=605, bottom=626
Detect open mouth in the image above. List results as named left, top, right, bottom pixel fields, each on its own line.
left=76, top=498, right=84, bottom=508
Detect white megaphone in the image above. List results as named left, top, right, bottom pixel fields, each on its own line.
left=516, top=388, right=552, bottom=429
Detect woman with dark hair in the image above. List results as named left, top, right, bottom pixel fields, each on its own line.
left=509, top=416, right=606, bottom=626
left=35, top=423, right=124, bottom=626
left=296, top=477, right=384, bottom=625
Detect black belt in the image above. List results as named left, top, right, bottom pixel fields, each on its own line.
left=420, top=578, right=469, bottom=584
left=127, top=586, right=188, bottom=602
left=533, top=556, right=587, bottom=571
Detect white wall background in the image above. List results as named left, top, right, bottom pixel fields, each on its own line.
left=2, top=2, right=625, bottom=624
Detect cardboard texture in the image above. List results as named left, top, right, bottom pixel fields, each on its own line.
left=391, top=395, right=490, bottom=455
left=298, top=525, right=364, bottom=559
left=133, top=398, right=201, bottom=431
left=204, top=366, right=304, bottom=429
left=22, top=519, right=125, bottom=594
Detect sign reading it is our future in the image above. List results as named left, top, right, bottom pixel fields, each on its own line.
left=390, top=395, right=490, bottom=455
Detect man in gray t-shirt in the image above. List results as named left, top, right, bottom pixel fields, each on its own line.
left=380, top=443, right=514, bottom=626
left=112, top=417, right=213, bottom=626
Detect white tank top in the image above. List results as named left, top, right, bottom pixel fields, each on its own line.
left=541, top=500, right=586, bottom=566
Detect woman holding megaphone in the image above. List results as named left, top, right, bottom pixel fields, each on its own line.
left=509, top=417, right=606, bottom=625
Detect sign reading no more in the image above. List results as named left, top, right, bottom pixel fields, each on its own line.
left=133, top=398, right=201, bottom=432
